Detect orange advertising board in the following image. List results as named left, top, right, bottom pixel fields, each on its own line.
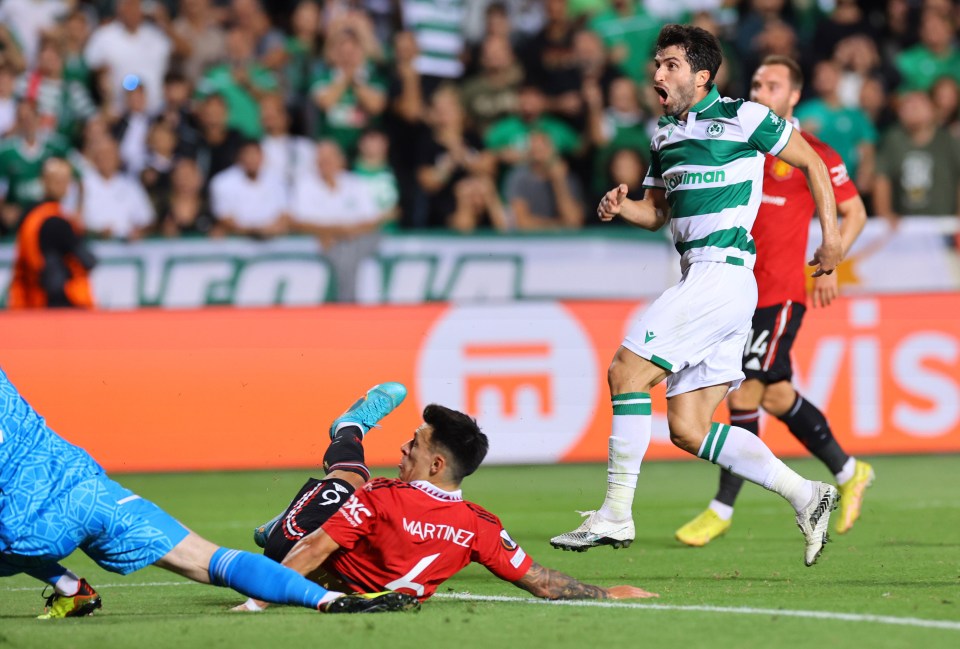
left=2, top=294, right=959, bottom=473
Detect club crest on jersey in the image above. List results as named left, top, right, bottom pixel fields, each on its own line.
left=771, top=159, right=794, bottom=180
left=706, top=121, right=725, bottom=137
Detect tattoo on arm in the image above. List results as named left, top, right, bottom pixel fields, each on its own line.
left=513, top=562, right=609, bottom=600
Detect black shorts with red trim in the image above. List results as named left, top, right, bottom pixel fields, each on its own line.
left=742, top=301, right=806, bottom=384
left=264, top=477, right=355, bottom=562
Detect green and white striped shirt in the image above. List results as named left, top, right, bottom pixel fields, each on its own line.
left=643, top=86, right=793, bottom=270
left=403, top=0, right=466, bottom=78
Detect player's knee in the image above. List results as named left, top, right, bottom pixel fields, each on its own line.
left=728, top=379, right=764, bottom=411
left=761, top=381, right=796, bottom=416
left=607, top=356, right=629, bottom=392
left=608, top=348, right=659, bottom=393
left=666, top=412, right=707, bottom=454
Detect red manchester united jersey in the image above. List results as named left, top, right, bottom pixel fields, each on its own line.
left=321, top=478, right=533, bottom=601
left=753, top=128, right=858, bottom=308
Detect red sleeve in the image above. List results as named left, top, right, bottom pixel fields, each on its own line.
left=320, top=482, right=382, bottom=550
left=467, top=503, right=534, bottom=582
left=812, top=138, right=859, bottom=204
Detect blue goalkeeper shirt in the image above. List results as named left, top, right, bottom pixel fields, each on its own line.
left=0, top=367, right=103, bottom=552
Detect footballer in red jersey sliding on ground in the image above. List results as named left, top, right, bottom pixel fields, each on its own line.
left=238, top=383, right=656, bottom=611
left=549, top=25, right=843, bottom=567
left=675, top=55, right=871, bottom=549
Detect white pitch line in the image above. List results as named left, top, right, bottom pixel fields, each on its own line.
left=3, top=581, right=958, bottom=631
left=432, top=593, right=960, bottom=631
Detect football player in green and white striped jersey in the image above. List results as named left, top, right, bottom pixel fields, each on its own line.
left=550, top=25, right=844, bottom=568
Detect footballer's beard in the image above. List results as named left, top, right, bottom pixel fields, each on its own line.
left=662, top=81, right=697, bottom=118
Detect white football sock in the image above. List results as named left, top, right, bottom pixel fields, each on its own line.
left=55, top=570, right=81, bottom=597
left=708, top=499, right=734, bottom=521
left=598, top=392, right=652, bottom=522
left=835, top=457, right=857, bottom=485
left=699, top=423, right=814, bottom=513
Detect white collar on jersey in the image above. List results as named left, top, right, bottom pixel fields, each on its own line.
left=790, top=117, right=801, bottom=131
left=411, top=480, right=463, bottom=502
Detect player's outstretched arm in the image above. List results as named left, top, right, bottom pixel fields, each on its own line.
left=597, top=185, right=668, bottom=231
left=811, top=194, right=868, bottom=308
left=775, top=135, right=842, bottom=276
left=511, top=561, right=658, bottom=600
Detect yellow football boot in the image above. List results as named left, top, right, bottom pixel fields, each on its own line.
left=835, top=460, right=875, bottom=534
left=675, top=509, right=732, bottom=547
left=38, top=579, right=101, bottom=619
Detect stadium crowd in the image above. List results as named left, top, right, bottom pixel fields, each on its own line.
left=0, top=0, right=958, bottom=242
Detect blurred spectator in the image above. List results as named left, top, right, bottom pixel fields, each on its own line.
left=504, top=130, right=584, bottom=231
left=141, top=120, right=178, bottom=212
left=81, top=137, right=154, bottom=240
left=325, top=9, right=385, bottom=65
left=874, top=90, right=960, bottom=221
left=196, top=26, right=278, bottom=139
left=8, top=157, right=95, bottom=309
left=401, top=0, right=468, bottom=91
left=283, top=0, right=324, bottom=112
left=502, top=0, right=547, bottom=43
left=588, top=0, right=663, bottom=84
left=484, top=83, right=580, bottom=168
left=170, top=0, right=227, bottom=84
left=606, top=148, right=647, bottom=202
left=586, top=76, right=649, bottom=196
left=464, top=2, right=515, bottom=75
left=574, top=30, right=623, bottom=105
left=833, top=35, right=900, bottom=110
left=77, top=112, right=110, bottom=176
left=209, top=139, right=288, bottom=239
left=156, top=71, right=201, bottom=153
left=460, top=35, right=523, bottom=136
left=0, top=0, right=70, bottom=68
left=112, top=83, right=151, bottom=176
left=416, top=85, right=496, bottom=229
left=746, top=19, right=800, bottom=84
left=795, top=59, right=877, bottom=191
left=353, top=129, right=399, bottom=223
left=449, top=175, right=508, bottom=233
left=386, top=31, right=424, bottom=127
left=0, top=100, right=73, bottom=233
left=61, top=10, right=92, bottom=87
left=157, top=158, right=217, bottom=236
left=895, top=8, right=960, bottom=92
left=735, top=0, right=793, bottom=70
left=84, top=0, right=172, bottom=114
left=878, top=0, right=920, bottom=64
left=0, top=65, right=18, bottom=136
left=384, top=30, right=426, bottom=228
left=289, top=139, right=390, bottom=302
left=0, top=25, right=27, bottom=78
left=260, top=93, right=313, bottom=184
left=811, top=0, right=876, bottom=64
left=16, top=38, right=96, bottom=142
left=644, top=1, right=727, bottom=22
left=519, top=0, right=582, bottom=120
left=931, top=76, right=960, bottom=135
left=310, top=27, right=387, bottom=159
left=231, top=0, right=287, bottom=70
left=859, top=76, right=897, bottom=134
left=193, top=93, right=244, bottom=184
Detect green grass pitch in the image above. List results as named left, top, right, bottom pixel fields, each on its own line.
left=1, top=456, right=958, bottom=649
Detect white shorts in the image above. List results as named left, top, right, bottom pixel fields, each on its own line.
left=623, top=261, right=757, bottom=398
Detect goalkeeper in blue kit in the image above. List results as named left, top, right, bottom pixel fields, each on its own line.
left=0, top=367, right=418, bottom=617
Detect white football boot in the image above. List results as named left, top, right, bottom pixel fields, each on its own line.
left=550, top=510, right=635, bottom=552
left=796, top=481, right=840, bottom=566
